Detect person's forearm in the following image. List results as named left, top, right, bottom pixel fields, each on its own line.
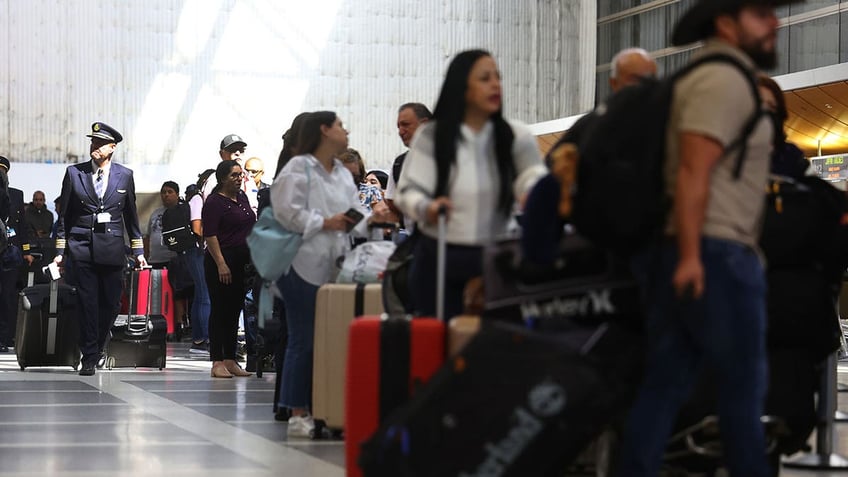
left=674, top=132, right=723, bottom=261
left=205, top=236, right=226, bottom=268
left=674, top=164, right=709, bottom=261
left=191, top=219, right=202, bottom=237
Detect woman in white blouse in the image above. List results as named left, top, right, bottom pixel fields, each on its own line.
left=270, top=111, right=375, bottom=438
left=396, top=49, right=545, bottom=320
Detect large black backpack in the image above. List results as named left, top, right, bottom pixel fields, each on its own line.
left=569, top=54, right=762, bottom=254
left=761, top=175, right=848, bottom=359
left=161, top=200, right=196, bottom=253
left=196, top=168, right=216, bottom=197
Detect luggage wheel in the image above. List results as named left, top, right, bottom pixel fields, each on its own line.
left=106, top=357, right=116, bottom=370
left=310, top=419, right=330, bottom=440
left=156, top=357, right=164, bottom=370
left=19, top=365, right=25, bottom=371
left=256, top=368, right=263, bottom=378
left=309, top=420, right=340, bottom=440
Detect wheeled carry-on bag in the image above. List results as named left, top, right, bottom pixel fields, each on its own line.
left=313, top=282, right=384, bottom=434
left=15, top=274, right=80, bottom=371
left=358, top=318, right=643, bottom=477
left=106, top=268, right=167, bottom=370
left=122, top=267, right=175, bottom=335
left=345, top=211, right=449, bottom=477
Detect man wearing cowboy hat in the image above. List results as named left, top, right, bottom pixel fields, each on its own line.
left=54, top=122, right=147, bottom=376
left=615, top=1, right=799, bottom=476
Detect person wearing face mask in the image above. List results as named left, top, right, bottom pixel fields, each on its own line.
left=53, top=122, right=147, bottom=376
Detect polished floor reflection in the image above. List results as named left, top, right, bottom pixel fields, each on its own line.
left=3, top=344, right=848, bottom=476
left=0, top=343, right=344, bottom=477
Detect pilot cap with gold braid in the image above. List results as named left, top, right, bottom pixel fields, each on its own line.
left=86, top=122, right=123, bottom=144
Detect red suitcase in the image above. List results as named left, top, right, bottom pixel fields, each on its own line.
left=125, top=268, right=175, bottom=335
left=344, top=208, right=449, bottom=477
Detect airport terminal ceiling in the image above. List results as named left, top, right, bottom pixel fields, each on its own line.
left=785, top=80, right=848, bottom=158
left=535, top=80, right=848, bottom=160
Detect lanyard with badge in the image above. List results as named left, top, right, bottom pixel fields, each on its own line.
left=95, top=171, right=110, bottom=226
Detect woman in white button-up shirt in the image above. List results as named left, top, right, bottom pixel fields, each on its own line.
left=269, top=111, right=374, bottom=438
left=396, top=49, right=545, bottom=320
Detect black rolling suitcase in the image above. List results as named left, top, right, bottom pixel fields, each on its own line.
left=359, top=319, right=643, bottom=477
left=105, top=268, right=167, bottom=370
left=15, top=278, right=80, bottom=371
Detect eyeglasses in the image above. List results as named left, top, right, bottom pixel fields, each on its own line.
left=229, top=172, right=244, bottom=179
left=245, top=169, right=263, bottom=175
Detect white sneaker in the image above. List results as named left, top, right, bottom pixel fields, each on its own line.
left=287, top=414, right=315, bottom=439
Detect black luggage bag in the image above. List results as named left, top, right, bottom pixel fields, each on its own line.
left=482, top=236, right=641, bottom=326
left=15, top=280, right=80, bottom=370
left=358, top=318, right=643, bottom=477
left=105, top=269, right=167, bottom=370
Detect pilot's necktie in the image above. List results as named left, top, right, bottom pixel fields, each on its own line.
left=95, top=169, right=104, bottom=198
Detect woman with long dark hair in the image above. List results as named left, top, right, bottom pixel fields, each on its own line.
left=396, top=49, right=545, bottom=319
left=270, top=111, right=380, bottom=437
left=202, top=160, right=256, bottom=378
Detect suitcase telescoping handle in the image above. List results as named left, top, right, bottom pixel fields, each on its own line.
left=436, top=204, right=447, bottom=322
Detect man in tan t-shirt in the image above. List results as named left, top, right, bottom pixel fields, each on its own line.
left=615, top=1, right=797, bottom=476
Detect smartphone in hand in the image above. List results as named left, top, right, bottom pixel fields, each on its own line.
left=344, top=208, right=365, bottom=232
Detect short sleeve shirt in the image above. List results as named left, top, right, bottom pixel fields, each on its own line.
left=664, top=40, right=774, bottom=249
left=201, top=191, right=256, bottom=249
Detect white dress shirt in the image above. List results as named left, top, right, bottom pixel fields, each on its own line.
left=396, top=119, right=545, bottom=245
left=270, top=154, right=369, bottom=286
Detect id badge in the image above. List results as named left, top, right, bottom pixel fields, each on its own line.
left=96, top=212, right=111, bottom=224
left=7, top=227, right=15, bottom=238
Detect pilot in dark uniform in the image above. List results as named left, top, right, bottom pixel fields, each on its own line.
left=53, top=122, right=148, bottom=376
left=0, top=156, right=34, bottom=352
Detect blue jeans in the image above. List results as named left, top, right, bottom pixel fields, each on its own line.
left=182, top=246, right=210, bottom=343
left=278, top=268, right=319, bottom=409
left=617, top=238, right=769, bottom=477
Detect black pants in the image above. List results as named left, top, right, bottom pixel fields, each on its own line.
left=204, top=246, right=248, bottom=361
left=64, top=255, right=123, bottom=364
left=0, top=267, right=17, bottom=345
left=409, top=235, right=482, bottom=320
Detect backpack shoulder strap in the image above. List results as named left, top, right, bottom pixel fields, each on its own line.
left=673, top=53, right=763, bottom=179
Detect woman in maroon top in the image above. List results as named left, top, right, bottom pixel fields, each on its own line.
left=202, top=160, right=257, bottom=378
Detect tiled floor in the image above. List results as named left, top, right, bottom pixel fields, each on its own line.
left=0, top=343, right=345, bottom=477
left=4, top=344, right=848, bottom=476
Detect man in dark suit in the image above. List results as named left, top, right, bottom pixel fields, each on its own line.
left=53, top=123, right=147, bottom=375
left=0, top=156, right=33, bottom=352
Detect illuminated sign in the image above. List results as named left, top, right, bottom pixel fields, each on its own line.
left=811, top=154, right=848, bottom=182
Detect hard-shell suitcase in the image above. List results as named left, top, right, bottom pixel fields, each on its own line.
left=345, top=210, right=449, bottom=477
left=106, top=268, right=167, bottom=370
left=123, top=268, right=175, bottom=335
left=15, top=278, right=80, bottom=371
left=359, top=319, right=643, bottom=477
left=313, top=282, right=383, bottom=433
